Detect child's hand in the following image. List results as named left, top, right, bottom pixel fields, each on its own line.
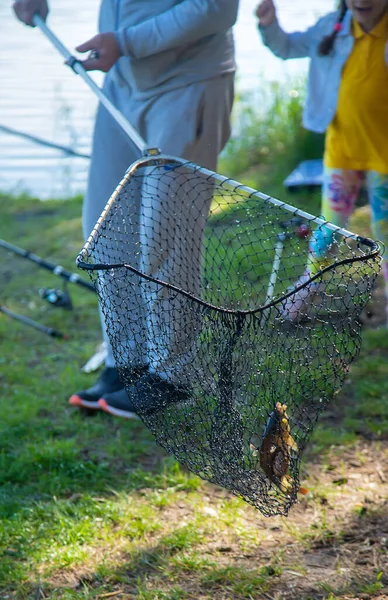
left=256, top=0, right=277, bottom=27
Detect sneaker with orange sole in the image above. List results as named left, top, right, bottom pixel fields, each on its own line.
left=69, top=365, right=148, bottom=411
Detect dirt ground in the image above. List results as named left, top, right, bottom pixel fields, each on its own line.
left=109, top=441, right=388, bottom=600
left=244, top=442, right=388, bottom=600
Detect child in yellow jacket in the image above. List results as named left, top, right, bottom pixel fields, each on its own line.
left=257, top=0, right=388, bottom=322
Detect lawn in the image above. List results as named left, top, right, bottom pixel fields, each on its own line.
left=0, top=184, right=387, bottom=600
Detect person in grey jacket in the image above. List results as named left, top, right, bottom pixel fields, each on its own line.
left=14, top=0, right=239, bottom=417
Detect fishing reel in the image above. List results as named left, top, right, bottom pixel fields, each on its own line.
left=39, top=286, right=73, bottom=310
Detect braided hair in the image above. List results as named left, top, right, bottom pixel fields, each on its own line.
left=318, top=0, right=347, bottom=56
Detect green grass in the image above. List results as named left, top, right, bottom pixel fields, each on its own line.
left=1, top=190, right=387, bottom=599
left=1, top=84, right=387, bottom=598
left=309, top=327, right=388, bottom=454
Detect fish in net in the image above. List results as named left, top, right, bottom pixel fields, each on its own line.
left=77, top=155, right=381, bottom=517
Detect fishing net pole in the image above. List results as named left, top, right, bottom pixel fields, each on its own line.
left=35, top=16, right=381, bottom=516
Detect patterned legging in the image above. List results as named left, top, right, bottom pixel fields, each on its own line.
left=307, top=167, right=388, bottom=296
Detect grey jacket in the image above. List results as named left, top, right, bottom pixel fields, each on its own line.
left=260, top=10, right=356, bottom=133
left=99, top=0, right=239, bottom=98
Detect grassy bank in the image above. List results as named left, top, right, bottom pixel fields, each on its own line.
left=1, top=199, right=388, bottom=599
left=1, top=87, right=388, bottom=599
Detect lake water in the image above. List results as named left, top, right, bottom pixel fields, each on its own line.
left=0, top=0, right=330, bottom=199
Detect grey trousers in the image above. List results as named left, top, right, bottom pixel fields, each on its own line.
left=83, top=72, right=234, bottom=373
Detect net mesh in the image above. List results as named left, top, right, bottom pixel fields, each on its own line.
left=78, top=155, right=381, bottom=517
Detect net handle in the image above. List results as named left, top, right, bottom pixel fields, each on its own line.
left=32, top=14, right=148, bottom=154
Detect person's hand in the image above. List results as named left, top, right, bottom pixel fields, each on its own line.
left=13, top=0, right=48, bottom=26
left=76, top=33, right=121, bottom=72
left=255, top=0, right=277, bottom=27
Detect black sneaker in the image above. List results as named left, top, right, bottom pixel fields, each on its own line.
left=98, top=388, right=140, bottom=419
left=100, top=372, right=191, bottom=418
left=69, top=365, right=147, bottom=411
left=117, top=373, right=191, bottom=415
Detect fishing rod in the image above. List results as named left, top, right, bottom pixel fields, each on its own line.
left=0, top=305, right=66, bottom=339
left=0, top=124, right=90, bottom=159
left=0, top=238, right=96, bottom=293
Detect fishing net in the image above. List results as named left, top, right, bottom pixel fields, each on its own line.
left=78, top=155, right=381, bottom=517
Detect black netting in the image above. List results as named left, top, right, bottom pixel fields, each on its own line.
left=78, top=156, right=381, bottom=517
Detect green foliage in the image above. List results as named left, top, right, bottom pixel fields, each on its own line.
left=218, top=78, right=323, bottom=220
left=357, top=571, right=384, bottom=595
left=220, top=78, right=324, bottom=180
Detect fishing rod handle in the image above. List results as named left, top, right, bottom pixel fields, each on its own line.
left=0, top=305, right=65, bottom=339
left=32, top=14, right=147, bottom=153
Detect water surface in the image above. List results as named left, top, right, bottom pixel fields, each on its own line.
left=0, top=0, right=329, bottom=198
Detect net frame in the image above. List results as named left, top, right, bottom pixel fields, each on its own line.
left=78, top=152, right=381, bottom=517
left=79, top=153, right=380, bottom=317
